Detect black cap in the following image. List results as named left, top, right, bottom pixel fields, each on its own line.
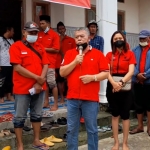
left=87, top=20, right=98, bottom=28
left=24, top=21, right=39, bottom=31
left=39, top=15, right=51, bottom=22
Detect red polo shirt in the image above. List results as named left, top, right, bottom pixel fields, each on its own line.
left=106, top=50, right=136, bottom=74
left=38, top=29, right=60, bottom=68
left=56, top=35, right=76, bottom=68
left=9, top=41, right=49, bottom=94
left=61, top=47, right=109, bottom=102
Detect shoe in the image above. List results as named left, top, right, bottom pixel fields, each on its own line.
left=47, top=135, right=63, bottom=143
left=40, top=138, right=54, bottom=146
left=80, top=117, right=85, bottom=123
left=2, top=146, right=11, bottom=150
left=57, top=117, right=67, bottom=125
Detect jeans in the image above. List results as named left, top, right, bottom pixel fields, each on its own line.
left=13, top=91, right=45, bottom=128
left=67, top=99, right=99, bottom=150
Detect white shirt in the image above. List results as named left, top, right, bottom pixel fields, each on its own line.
left=0, top=36, right=14, bottom=66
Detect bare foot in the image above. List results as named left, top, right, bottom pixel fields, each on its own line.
left=123, top=143, right=129, bottom=150
left=7, top=96, right=15, bottom=101
left=17, top=143, right=24, bottom=150
left=43, top=101, right=50, bottom=108
left=50, top=105, right=58, bottom=111
left=33, top=140, right=49, bottom=150
left=59, top=98, right=65, bottom=104
left=112, top=142, right=119, bottom=150
left=0, top=97, right=4, bottom=103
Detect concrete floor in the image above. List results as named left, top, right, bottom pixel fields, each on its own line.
left=79, top=127, right=150, bottom=150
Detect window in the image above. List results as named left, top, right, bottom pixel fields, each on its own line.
left=118, top=0, right=125, bottom=3
left=118, top=11, right=125, bottom=31
left=33, top=1, right=50, bottom=24
left=85, top=6, right=96, bottom=25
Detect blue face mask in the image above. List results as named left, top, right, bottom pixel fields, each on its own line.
left=26, top=35, right=38, bottom=43
left=44, top=27, right=50, bottom=33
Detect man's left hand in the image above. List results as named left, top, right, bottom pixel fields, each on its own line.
left=79, top=75, right=94, bottom=84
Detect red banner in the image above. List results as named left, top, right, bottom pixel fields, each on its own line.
left=44, top=0, right=91, bottom=9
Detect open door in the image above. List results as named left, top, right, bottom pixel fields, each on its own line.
left=0, top=0, right=22, bottom=41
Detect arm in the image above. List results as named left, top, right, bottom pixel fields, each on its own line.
left=100, top=37, right=104, bottom=52
left=60, top=54, right=84, bottom=77
left=122, top=64, right=135, bottom=82
left=45, top=48, right=59, bottom=53
left=40, top=64, right=48, bottom=78
left=13, top=64, right=45, bottom=85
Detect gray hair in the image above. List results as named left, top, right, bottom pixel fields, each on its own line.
left=74, top=27, right=90, bottom=37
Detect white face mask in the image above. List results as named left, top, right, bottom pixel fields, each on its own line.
left=26, top=35, right=38, bottom=43
left=44, top=27, right=50, bottom=33
left=139, top=41, right=148, bottom=47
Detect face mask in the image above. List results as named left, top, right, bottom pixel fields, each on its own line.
left=77, top=43, right=88, bottom=51
left=44, top=27, right=50, bottom=33
left=114, top=40, right=125, bottom=48
left=139, top=42, right=148, bottom=47
left=26, top=35, right=38, bottom=43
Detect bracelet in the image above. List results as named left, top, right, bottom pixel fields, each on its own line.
left=94, top=75, right=97, bottom=81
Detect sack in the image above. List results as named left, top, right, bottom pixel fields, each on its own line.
left=0, top=71, right=5, bottom=87
left=112, top=76, right=131, bottom=91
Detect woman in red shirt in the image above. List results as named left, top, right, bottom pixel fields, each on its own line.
left=106, top=31, right=136, bottom=150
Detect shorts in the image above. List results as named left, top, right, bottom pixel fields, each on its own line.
left=55, top=68, right=65, bottom=83
left=47, top=68, right=57, bottom=89
left=133, top=83, right=150, bottom=114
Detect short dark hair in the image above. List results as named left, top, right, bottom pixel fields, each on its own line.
left=57, top=21, right=65, bottom=29
left=2, top=25, right=13, bottom=34
left=111, top=31, right=127, bottom=54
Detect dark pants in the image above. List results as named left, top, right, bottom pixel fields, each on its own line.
left=0, top=66, right=13, bottom=98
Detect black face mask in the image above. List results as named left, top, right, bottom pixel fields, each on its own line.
left=77, top=43, right=88, bottom=51
left=114, top=40, right=125, bottom=48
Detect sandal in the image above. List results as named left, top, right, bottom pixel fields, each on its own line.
left=32, top=143, right=49, bottom=150
left=1, top=129, right=11, bottom=136
left=40, top=138, right=54, bottom=147
left=47, top=135, right=63, bottom=143
left=129, top=128, right=144, bottom=134
left=57, top=117, right=67, bottom=125
left=2, top=146, right=11, bottom=150
left=23, top=126, right=31, bottom=131
left=40, top=124, right=51, bottom=132
left=45, top=121, right=59, bottom=127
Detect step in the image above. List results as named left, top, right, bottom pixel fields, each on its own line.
left=0, top=111, right=136, bottom=150
left=15, top=118, right=141, bottom=150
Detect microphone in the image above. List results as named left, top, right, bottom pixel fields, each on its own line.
left=79, top=46, right=83, bottom=55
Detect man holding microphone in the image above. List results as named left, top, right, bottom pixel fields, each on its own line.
left=60, top=27, right=109, bottom=150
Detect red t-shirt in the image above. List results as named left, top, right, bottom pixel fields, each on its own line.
left=37, top=29, right=60, bottom=68
left=61, top=47, right=109, bottom=102
left=9, top=41, right=49, bottom=94
left=106, top=50, right=136, bottom=74
left=56, top=35, right=76, bottom=68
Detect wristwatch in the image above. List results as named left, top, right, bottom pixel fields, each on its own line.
left=120, top=79, right=125, bottom=86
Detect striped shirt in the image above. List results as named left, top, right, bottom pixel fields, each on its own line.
left=89, top=35, right=104, bottom=52
left=0, top=37, right=14, bottom=66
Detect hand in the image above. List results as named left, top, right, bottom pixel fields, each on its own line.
left=74, top=54, right=84, bottom=64
left=33, top=83, right=43, bottom=94
left=35, top=76, right=46, bottom=85
left=137, top=73, right=146, bottom=83
left=79, top=75, right=93, bottom=84
left=112, top=82, right=122, bottom=92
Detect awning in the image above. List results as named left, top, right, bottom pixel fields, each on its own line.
left=44, top=0, right=91, bottom=9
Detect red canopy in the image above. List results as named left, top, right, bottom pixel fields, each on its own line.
left=44, top=0, right=91, bottom=9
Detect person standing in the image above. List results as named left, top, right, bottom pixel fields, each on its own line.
left=9, top=21, right=49, bottom=150
left=38, top=15, right=60, bottom=110
left=129, top=30, right=150, bottom=136
left=56, top=21, right=76, bottom=103
left=87, top=20, right=104, bottom=52
left=60, top=27, right=109, bottom=150
left=106, top=31, right=136, bottom=150
left=0, top=25, right=14, bottom=103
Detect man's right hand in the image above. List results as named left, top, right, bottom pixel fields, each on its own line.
left=137, top=73, right=146, bottom=83
left=33, top=83, right=42, bottom=94
left=74, top=54, right=84, bottom=64
left=35, top=76, right=46, bottom=85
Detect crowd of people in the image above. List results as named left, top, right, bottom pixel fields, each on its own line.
left=0, top=14, right=150, bottom=150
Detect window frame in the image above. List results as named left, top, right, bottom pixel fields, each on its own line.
left=118, top=10, right=125, bottom=31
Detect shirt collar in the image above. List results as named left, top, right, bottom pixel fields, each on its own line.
left=114, top=50, right=126, bottom=56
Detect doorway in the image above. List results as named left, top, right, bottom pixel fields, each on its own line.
left=0, top=0, right=22, bottom=41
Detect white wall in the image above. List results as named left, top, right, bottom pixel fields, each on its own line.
left=51, top=3, right=64, bottom=28
left=64, top=5, right=85, bottom=27
left=118, top=0, right=139, bottom=33
left=25, top=0, right=32, bottom=22
left=139, top=0, right=150, bottom=31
